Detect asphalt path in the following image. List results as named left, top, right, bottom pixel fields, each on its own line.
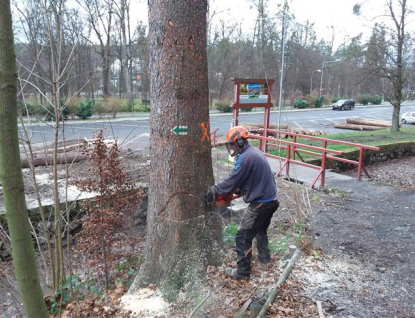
left=20, top=102, right=415, bottom=153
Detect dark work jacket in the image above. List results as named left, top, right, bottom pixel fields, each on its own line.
left=215, top=144, right=277, bottom=203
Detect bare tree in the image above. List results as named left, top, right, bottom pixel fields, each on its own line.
left=355, top=0, right=413, bottom=131
left=209, top=19, right=238, bottom=100
left=77, top=0, right=114, bottom=98
left=14, top=0, right=93, bottom=293
left=115, top=0, right=134, bottom=107
left=136, top=22, right=150, bottom=101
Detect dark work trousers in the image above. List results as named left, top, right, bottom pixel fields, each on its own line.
left=235, top=200, right=279, bottom=277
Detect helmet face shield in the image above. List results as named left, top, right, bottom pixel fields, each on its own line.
left=225, top=141, right=238, bottom=156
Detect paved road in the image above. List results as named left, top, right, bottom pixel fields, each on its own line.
left=20, top=102, right=415, bottom=153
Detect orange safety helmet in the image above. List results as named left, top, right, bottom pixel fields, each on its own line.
left=225, top=126, right=248, bottom=156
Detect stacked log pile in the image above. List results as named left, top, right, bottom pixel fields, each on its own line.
left=214, top=124, right=328, bottom=146
left=246, top=126, right=328, bottom=138
left=20, top=138, right=89, bottom=168
left=334, top=118, right=392, bottom=131
left=20, top=137, right=119, bottom=168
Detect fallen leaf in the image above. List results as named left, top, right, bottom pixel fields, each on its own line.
left=277, top=306, right=294, bottom=313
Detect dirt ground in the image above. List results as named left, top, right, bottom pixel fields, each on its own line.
left=303, top=156, right=415, bottom=318
left=1, top=151, right=414, bottom=317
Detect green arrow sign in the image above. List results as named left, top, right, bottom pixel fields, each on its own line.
left=171, top=125, right=188, bottom=135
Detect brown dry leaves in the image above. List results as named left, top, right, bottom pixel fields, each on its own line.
left=58, top=282, right=131, bottom=318
left=203, top=249, right=319, bottom=318
left=344, top=156, right=415, bottom=190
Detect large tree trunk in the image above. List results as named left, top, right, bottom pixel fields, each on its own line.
left=0, top=2, right=49, bottom=317
left=130, top=0, right=223, bottom=300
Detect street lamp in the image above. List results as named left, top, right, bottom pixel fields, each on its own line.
left=310, top=69, right=321, bottom=95
left=319, top=59, right=341, bottom=98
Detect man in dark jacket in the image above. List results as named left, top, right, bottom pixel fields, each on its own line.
left=209, top=126, right=279, bottom=279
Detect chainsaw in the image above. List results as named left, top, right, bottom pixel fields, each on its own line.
left=199, top=186, right=242, bottom=207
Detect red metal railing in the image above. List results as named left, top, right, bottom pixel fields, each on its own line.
left=249, top=130, right=380, bottom=188
left=211, top=128, right=219, bottom=147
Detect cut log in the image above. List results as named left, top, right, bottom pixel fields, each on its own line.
left=33, top=143, right=86, bottom=155
left=334, top=123, right=386, bottom=131
left=30, top=138, right=88, bottom=152
left=346, top=118, right=392, bottom=127
left=21, top=153, right=87, bottom=168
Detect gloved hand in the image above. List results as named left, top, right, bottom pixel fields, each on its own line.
left=206, top=185, right=215, bottom=203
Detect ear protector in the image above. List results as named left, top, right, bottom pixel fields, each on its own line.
left=236, top=137, right=244, bottom=147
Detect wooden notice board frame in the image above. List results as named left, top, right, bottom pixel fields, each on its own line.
left=231, top=78, right=275, bottom=151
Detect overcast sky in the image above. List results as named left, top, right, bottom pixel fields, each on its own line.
left=209, top=0, right=375, bottom=47
left=132, top=0, right=412, bottom=50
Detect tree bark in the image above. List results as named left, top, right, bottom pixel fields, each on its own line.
left=129, top=0, right=223, bottom=301
left=0, top=1, right=49, bottom=317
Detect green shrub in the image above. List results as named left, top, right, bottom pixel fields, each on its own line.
left=18, top=101, right=36, bottom=116
left=126, top=102, right=135, bottom=112
left=356, top=94, right=382, bottom=105
left=371, top=95, right=382, bottom=105
left=40, top=100, right=69, bottom=121
left=76, top=100, right=94, bottom=119
left=356, top=94, right=371, bottom=105
left=331, top=97, right=341, bottom=103
left=315, top=97, right=323, bottom=108
left=120, top=103, right=131, bottom=112
left=36, top=103, right=52, bottom=119
left=137, top=102, right=150, bottom=112
left=59, top=98, right=70, bottom=120
left=294, top=99, right=310, bottom=109
left=66, top=97, right=82, bottom=119
left=215, top=101, right=232, bottom=113
left=222, top=223, right=238, bottom=246
left=241, top=107, right=253, bottom=112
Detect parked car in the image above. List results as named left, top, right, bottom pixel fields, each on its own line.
left=332, top=99, right=355, bottom=110
left=401, top=112, right=415, bottom=124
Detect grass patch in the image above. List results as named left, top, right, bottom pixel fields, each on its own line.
left=324, top=187, right=349, bottom=198
left=305, top=126, right=415, bottom=149
left=250, top=126, right=415, bottom=161
left=222, top=223, right=238, bottom=246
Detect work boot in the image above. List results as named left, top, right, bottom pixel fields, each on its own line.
left=224, top=268, right=250, bottom=280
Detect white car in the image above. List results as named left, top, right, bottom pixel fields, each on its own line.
left=401, top=112, right=415, bottom=124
